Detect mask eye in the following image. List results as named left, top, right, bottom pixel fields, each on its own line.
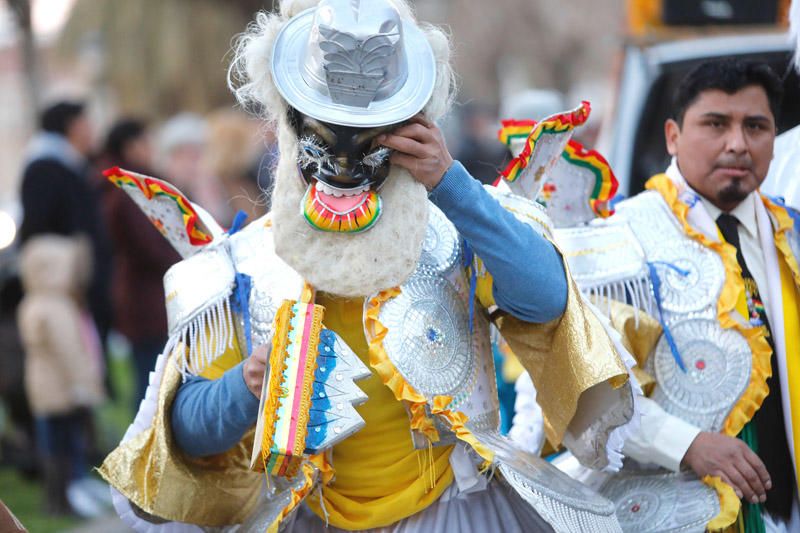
left=298, top=136, right=331, bottom=168
left=362, top=146, right=392, bottom=169
left=303, top=145, right=323, bottom=158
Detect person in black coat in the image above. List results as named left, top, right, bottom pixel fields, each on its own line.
left=18, top=100, right=113, bottom=347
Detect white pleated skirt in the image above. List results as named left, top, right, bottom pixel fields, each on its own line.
left=277, top=478, right=554, bottom=533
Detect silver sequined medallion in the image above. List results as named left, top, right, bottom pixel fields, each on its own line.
left=378, top=274, right=475, bottom=399
left=599, top=471, right=719, bottom=533
left=650, top=319, right=751, bottom=432
left=648, top=240, right=725, bottom=316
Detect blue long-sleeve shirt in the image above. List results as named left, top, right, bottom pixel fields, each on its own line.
left=429, top=161, right=566, bottom=322
left=171, top=161, right=568, bottom=457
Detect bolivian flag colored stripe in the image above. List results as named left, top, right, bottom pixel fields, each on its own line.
left=499, top=101, right=592, bottom=183
left=562, top=139, right=619, bottom=218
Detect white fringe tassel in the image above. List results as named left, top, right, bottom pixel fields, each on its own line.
left=584, top=275, right=653, bottom=326
left=164, top=296, right=235, bottom=378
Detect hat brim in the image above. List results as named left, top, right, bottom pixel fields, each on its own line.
left=271, top=8, right=436, bottom=128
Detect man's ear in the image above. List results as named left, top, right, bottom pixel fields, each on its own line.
left=665, top=119, right=680, bottom=156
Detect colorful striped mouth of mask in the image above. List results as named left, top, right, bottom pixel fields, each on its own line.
left=302, top=180, right=382, bottom=234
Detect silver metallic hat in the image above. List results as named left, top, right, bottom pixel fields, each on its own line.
left=271, top=0, right=436, bottom=128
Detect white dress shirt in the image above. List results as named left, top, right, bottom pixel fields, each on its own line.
left=697, top=192, right=772, bottom=322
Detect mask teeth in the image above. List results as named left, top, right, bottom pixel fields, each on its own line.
left=316, top=181, right=370, bottom=198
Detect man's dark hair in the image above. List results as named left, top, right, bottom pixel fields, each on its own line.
left=672, top=59, right=783, bottom=127
left=104, top=118, right=148, bottom=162
left=39, top=100, right=86, bottom=135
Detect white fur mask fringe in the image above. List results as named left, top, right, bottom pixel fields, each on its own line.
left=271, top=126, right=429, bottom=298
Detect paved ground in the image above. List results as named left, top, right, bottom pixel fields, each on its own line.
left=64, top=513, right=133, bottom=533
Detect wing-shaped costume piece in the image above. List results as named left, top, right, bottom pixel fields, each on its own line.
left=104, top=168, right=372, bottom=462
left=104, top=167, right=220, bottom=258
left=497, top=111, right=618, bottom=228
left=497, top=101, right=591, bottom=201
left=496, top=105, right=639, bottom=309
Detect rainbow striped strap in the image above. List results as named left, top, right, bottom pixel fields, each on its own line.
left=560, top=139, right=619, bottom=218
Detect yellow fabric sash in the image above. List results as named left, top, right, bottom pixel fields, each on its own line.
left=764, top=197, right=800, bottom=494
left=778, top=248, right=800, bottom=501
left=305, top=295, right=453, bottom=530
left=709, top=227, right=762, bottom=533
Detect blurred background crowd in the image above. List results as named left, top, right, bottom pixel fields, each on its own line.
left=0, top=1, right=797, bottom=531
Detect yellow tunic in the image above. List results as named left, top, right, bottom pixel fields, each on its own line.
left=98, top=249, right=631, bottom=529
left=305, top=294, right=454, bottom=530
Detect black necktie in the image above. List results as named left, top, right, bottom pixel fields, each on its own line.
left=716, top=213, right=794, bottom=520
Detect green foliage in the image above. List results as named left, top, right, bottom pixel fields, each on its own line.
left=0, top=349, right=135, bottom=532
left=0, top=470, right=80, bottom=533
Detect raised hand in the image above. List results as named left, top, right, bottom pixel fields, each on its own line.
left=378, top=114, right=454, bottom=191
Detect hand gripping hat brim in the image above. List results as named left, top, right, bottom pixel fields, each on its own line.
left=271, top=3, right=436, bottom=128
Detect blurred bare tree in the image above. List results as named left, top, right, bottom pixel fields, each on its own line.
left=52, top=0, right=624, bottom=120
left=418, top=0, right=625, bottom=105
left=6, top=0, right=41, bottom=121
left=58, top=0, right=277, bottom=119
